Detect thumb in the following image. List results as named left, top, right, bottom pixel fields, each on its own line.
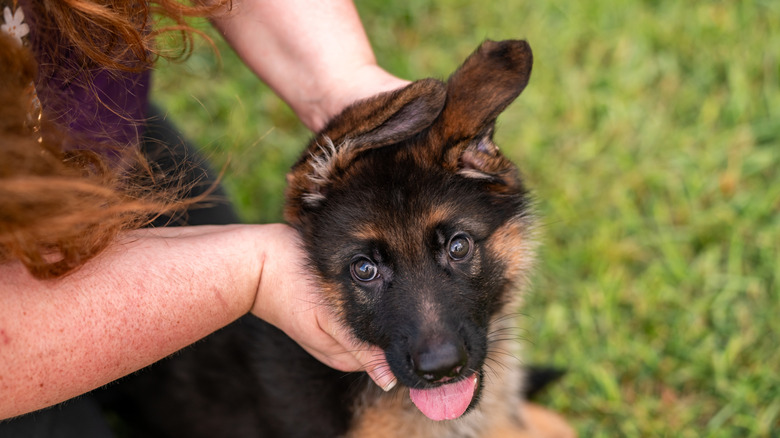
left=316, top=308, right=398, bottom=392
left=352, top=345, right=397, bottom=392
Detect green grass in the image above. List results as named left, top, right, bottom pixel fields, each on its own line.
left=153, top=1, right=780, bottom=436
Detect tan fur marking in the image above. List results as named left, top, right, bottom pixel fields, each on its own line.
left=424, top=202, right=460, bottom=227
left=317, top=279, right=346, bottom=317
left=485, top=218, right=537, bottom=308
left=348, top=200, right=459, bottom=252
left=521, top=404, right=578, bottom=438
left=349, top=223, right=382, bottom=243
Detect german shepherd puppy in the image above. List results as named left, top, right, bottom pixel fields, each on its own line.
left=108, top=39, right=571, bottom=438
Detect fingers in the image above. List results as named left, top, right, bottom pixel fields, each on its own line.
left=313, top=315, right=398, bottom=391
left=353, top=345, right=397, bottom=392
left=298, top=342, right=396, bottom=391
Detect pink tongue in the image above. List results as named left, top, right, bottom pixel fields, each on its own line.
left=409, top=374, right=478, bottom=421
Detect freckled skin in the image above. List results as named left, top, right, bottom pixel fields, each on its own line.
left=0, top=329, right=10, bottom=346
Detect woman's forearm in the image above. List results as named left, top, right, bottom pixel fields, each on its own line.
left=0, top=225, right=264, bottom=419
left=211, top=0, right=409, bottom=131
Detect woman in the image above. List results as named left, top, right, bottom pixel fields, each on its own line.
left=0, top=0, right=406, bottom=430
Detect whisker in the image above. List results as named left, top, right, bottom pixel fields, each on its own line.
left=485, top=351, right=516, bottom=367
left=480, top=364, right=501, bottom=387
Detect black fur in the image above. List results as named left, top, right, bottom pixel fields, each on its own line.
left=101, top=316, right=362, bottom=437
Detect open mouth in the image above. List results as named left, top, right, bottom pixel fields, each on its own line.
left=408, top=373, right=479, bottom=421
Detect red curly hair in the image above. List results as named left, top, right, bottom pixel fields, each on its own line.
left=0, top=0, right=230, bottom=278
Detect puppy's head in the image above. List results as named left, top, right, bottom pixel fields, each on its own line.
left=285, top=40, right=534, bottom=421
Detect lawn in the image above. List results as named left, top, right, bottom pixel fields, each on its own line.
left=152, top=1, right=780, bottom=436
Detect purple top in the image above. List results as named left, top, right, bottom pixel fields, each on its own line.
left=18, top=0, right=151, bottom=148
left=40, top=68, right=151, bottom=148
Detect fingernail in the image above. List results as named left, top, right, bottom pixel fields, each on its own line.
left=381, top=377, right=397, bottom=392
left=369, top=370, right=397, bottom=392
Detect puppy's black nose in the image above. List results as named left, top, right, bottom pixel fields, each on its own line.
left=412, top=339, right=467, bottom=383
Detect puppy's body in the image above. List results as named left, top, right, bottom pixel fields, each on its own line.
left=107, top=40, right=568, bottom=438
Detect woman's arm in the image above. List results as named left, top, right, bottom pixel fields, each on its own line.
left=211, top=0, right=410, bottom=131
left=0, top=225, right=260, bottom=419
left=0, top=224, right=393, bottom=420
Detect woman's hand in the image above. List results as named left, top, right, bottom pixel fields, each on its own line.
left=250, top=224, right=397, bottom=391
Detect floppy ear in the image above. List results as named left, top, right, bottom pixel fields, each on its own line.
left=284, top=79, right=446, bottom=227
left=431, top=40, right=533, bottom=188
left=317, top=78, right=447, bottom=149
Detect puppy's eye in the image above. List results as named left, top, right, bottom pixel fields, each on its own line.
left=351, top=257, right=379, bottom=282
left=448, top=234, right=472, bottom=260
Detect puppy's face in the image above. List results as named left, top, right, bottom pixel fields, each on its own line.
left=285, top=41, right=534, bottom=421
